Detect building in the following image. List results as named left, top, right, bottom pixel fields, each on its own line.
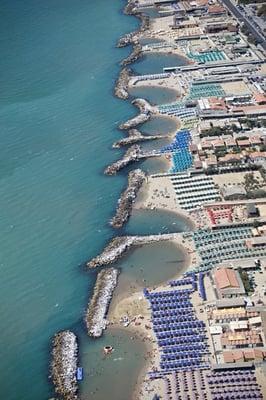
left=221, top=185, right=247, bottom=200
left=221, top=330, right=263, bottom=349
left=219, top=153, right=242, bottom=164
left=246, top=203, right=259, bottom=218
left=246, top=236, right=266, bottom=249
left=207, top=5, right=227, bottom=16
left=204, top=21, right=237, bottom=34
left=223, top=349, right=266, bottom=363
left=213, top=267, right=246, bottom=298
left=254, top=92, right=266, bottom=105
left=249, top=151, right=266, bottom=163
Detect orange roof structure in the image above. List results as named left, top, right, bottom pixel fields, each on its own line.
left=223, top=349, right=266, bottom=363
left=249, top=151, right=266, bottom=160
left=221, top=330, right=262, bottom=347
left=254, top=92, right=266, bottom=104
left=208, top=5, right=226, bottom=14
left=237, top=139, right=250, bottom=147
left=197, top=0, right=208, bottom=5
left=214, top=268, right=240, bottom=290
left=249, top=135, right=261, bottom=145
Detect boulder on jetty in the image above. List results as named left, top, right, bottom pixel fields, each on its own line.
left=51, top=331, right=78, bottom=400
left=117, top=15, right=149, bottom=47
left=120, top=42, right=142, bottom=67
left=104, top=144, right=141, bottom=175
left=110, top=169, right=146, bottom=228
left=85, top=268, right=119, bottom=338
left=114, top=67, right=132, bottom=100
left=124, top=0, right=138, bottom=15
left=119, top=98, right=152, bottom=130
left=87, top=236, right=135, bottom=268
left=117, top=32, right=139, bottom=48
left=112, top=129, right=169, bottom=148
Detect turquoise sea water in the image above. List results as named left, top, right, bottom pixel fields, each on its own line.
left=0, top=1, right=189, bottom=399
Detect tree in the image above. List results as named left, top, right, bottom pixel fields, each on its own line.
left=258, top=3, right=266, bottom=17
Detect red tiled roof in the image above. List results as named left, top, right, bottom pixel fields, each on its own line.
left=215, top=268, right=240, bottom=290
left=208, top=5, right=226, bottom=13
left=254, top=92, right=266, bottom=104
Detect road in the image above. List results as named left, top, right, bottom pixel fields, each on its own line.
left=221, top=0, right=266, bottom=50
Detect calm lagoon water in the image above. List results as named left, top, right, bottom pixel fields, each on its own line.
left=80, top=327, right=147, bottom=400
left=141, top=115, right=179, bottom=135
left=132, top=52, right=189, bottom=75
left=129, top=85, right=179, bottom=105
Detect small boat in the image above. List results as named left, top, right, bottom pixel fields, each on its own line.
left=76, top=367, right=83, bottom=381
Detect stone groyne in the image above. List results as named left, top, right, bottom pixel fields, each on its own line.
left=114, top=67, right=132, bottom=100
left=87, top=233, right=180, bottom=268
left=51, top=331, right=78, bottom=400
left=120, top=42, right=143, bottom=67
left=112, top=129, right=168, bottom=148
left=124, top=0, right=138, bottom=16
left=119, top=98, right=152, bottom=130
left=104, top=144, right=141, bottom=175
left=85, top=268, right=119, bottom=338
left=110, top=169, right=146, bottom=228
left=117, top=31, right=139, bottom=48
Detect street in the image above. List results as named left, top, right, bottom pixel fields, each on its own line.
left=221, top=0, right=266, bottom=50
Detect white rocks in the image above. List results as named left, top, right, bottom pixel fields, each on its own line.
left=85, top=268, right=119, bottom=338
left=87, top=233, right=180, bottom=268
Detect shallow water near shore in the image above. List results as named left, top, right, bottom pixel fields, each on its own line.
left=123, top=208, right=192, bottom=236
left=129, top=85, right=179, bottom=105
left=141, top=115, right=179, bottom=135
left=79, top=327, right=147, bottom=400
left=132, top=52, right=189, bottom=75
left=114, top=240, right=189, bottom=291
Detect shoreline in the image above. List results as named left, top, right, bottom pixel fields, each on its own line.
left=107, top=239, right=193, bottom=400
left=48, top=0, right=266, bottom=397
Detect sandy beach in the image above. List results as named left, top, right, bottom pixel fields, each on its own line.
left=134, top=174, right=195, bottom=229
left=130, top=75, right=184, bottom=97
left=108, top=236, right=195, bottom=400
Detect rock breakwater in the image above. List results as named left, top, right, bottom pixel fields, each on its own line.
left=114, top=67, right=131, bottom=100
left=120, top=43, right=142, bottom=67
left=85, top=268, right=119, bottom=338
left=87, top=233, right=180, bottom=268
left=112, top=129, right=169, bottom=148
left=110, top=169, right=146, bottom=228
left=119, top=98, right=152, bottom=130
left=51, top=331, right=78, bottom=400
left=117, top=32, right=139, bottom=48
left=124, top=0, right=138, bottom=16
left=104, top=145, right=141, bottom=175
